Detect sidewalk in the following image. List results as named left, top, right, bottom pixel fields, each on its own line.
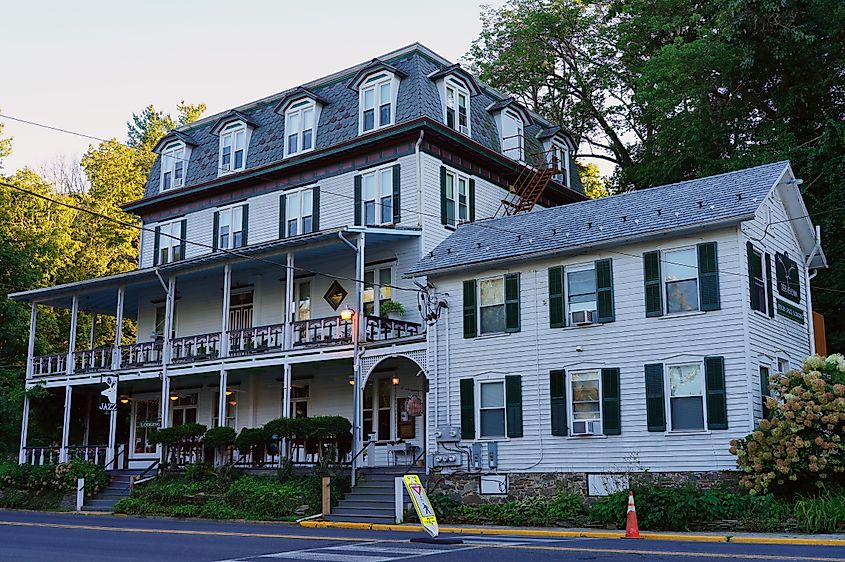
left=300, top=520, right=845, bottom=546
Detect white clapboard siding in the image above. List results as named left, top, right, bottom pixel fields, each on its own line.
left=427, top=227, right=771, bottom=473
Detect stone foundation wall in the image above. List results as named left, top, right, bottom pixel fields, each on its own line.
left=429, top=470, right=739, bottom=504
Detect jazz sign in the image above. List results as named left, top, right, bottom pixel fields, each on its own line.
left=98, top=375, right=118, bottom=412
left=403, top=474, right=438, bottom=538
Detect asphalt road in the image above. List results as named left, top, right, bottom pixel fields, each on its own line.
left=1, top=510, right=844, bottom=562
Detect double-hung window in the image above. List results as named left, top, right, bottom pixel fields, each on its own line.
left=664, top=247, right=699, bottom=313
left=443, top=170, right=469, bottom=227
left=479, top=277, right=506, bottom=335
left=567, top=264, right=597, bottom=323
left=364, top=266, right=392, bottom=316
left=479, top=381, right=506, bottom=438
left=220, top=123, right=246, bottom=173
left=285, top=101, right=315, bottom=157
left=171, top=393, right=198, bottom=426
left=501, top=109, right=524, bottom=162
left=550, top=141, right=569, bottom=186
left=749, top=245, right=767, bottom=314
left=445, top=81, right=470, bottom=135
left=217, top=205, right=246, bottom=250
left=570, top=371, right=601, bottom=430
left=213, top=391, right=237, bottom=428
left=361, top=74, right=393, bottom=133
left=157, top=220, right=184, bottom=264
left=161, top=142, right=185, bottom=191
left=284, top=188, right=315, bottom=237
left=667, top=363, right=705, bottom=431
left=362, top=167, right=394, bottom=225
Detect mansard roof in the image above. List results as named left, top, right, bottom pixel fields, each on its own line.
left=346, top=58, right=408, bottom=90
left=486, top=98, right=533, bottom=125
left=272, top=87, right=330, bottom=114
left=408, top=161, right=825, bottom=276
left=139, top=43, right=581, bottom=203
left=427, top=64, right=482, bottom=95
left=151, top=130, right=198, bottom=153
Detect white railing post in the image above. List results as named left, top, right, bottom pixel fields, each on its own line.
left=26, top=303, right=37, bottom=380
left=221, top=264, right=231, bottom=358
left=217, top=368, right=228, bottom=428
left=18, top=393, right=30, bottom=464
left=76, top=478, right=85, bottom=511
left=67, top=296, right=79, bottom=376
left=395, top=477, right=405, bottom=524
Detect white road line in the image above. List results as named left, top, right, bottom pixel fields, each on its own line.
left=260, top=552, right=393, bottom=561
left=325, top=544, right=447, bottom=555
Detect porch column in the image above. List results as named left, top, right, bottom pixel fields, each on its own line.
left=351, top=233, right=365, bottom=485
left=112, top=287, right=124, bottom=370
left=25, top=303, right=37, bottom=380
left=67, top=295, right=79, bottom=375
left=106, top=392, right=118, bottom=469
left=88, top=313, right=97, bottom=350
left=221, top=264, right=231, bottom=358
left=282, top=363, right=292, bottom=418
left=82, top=391, right=92, bottom=446
left=217, top=369, right=228, bottom=427
left=160, top=277, right=176, bottom=429
left=59, top=385, right=72, bottom=463
left=284, top=252, right=294, bottom=349
left=18, top=393, right=30, bottom=464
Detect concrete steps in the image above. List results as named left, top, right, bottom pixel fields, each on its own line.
left=81, top=469, right=147, bottom=513
left=327, top=467, right=425, bottom=523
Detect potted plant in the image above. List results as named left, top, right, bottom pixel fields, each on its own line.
left=379, top=300, right=405, bottom=320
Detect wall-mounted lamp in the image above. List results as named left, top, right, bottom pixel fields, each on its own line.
left=391, top=376, right=400, bottom=385
left=340, top=305, right=355, bottom=322
left=119, top=396, right=130, bottom=404
left=347, top=376, right=355, bottom=386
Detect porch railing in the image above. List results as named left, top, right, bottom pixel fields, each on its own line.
left=67, top=444, right=109, bottom=466
left=292, top=316, right=353, bottom=347
left=31, top=353, right=67, bottom=377
left=21, top=446, right=61, bottom=465
left=364, top=316, right=422, bottom=342
left=120, top=341, right=163, bottom=368
left=73, top=347, right=114, bottom=374
left=228, top=323, right=285, bottom=356
left=170, top=332, right=221, bottom=364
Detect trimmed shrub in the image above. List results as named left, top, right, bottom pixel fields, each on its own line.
left=204, top=427, right=236, bottom=450
left=235, top=427, right=267, bottom=454
left=451, top=493, right=582, bottom=527
left=0, top=460, right=108, bottom=510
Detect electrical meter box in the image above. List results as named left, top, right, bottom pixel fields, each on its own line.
left=434, top=425, right=461, bottom=443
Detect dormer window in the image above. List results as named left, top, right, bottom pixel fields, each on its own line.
left=550, top=140, right=570, bottom=186
left=501, top=109, right=524, bottom=162
left=161, top=142, right=185, bottom=191
left=360, top=73, right=393, bottom=133
left=285, top=100, right=315, bottom=157
left=445, top=80, right=470, bottom=136
left=220, top=122, right=246, bottom=173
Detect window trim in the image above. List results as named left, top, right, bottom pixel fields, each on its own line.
left=568, top=369, right=603, bottom=432
left=564, top=262, right=598, bottom=323
left=442, top=168, right=470, bottom=226
left=160, top=141, right=186, bottom=191
left=664, top=360, right=708, bottom=432
left=216, top=203, right=247, bottom=250
left=283, top=185, right=316, bottom=237
left=284, top=99, right=317, bottom=158
left=156, top=219, right=184, bottom=265
left=170, top=392, right=199, bottom=426
left=663, top=245, right=700, bottom=315
left=358, top=72, right=397, bottom=134
left=477, top=274, right=507, bottom=336
left=476, top=379, right=507, bottom=439
left=363, top=264, right=394, bottom=317
left=360, top=163, right=396, bottom=226
left=550, top=139, right=570, bottom=186
left=213, top=390, right=238, bottom=428
left=218, top=121, right=249, bottom=175
left=500, top=109, right=525, bottom=162
left=749, top=245, right=768, bottom=315
left=444, top=78, right=471, bottom=137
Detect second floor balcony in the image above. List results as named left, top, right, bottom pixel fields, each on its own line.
left=15, top=227, right=425, bottom=379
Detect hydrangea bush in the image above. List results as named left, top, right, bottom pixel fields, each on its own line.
left=731, top=354, right=845, bottom=495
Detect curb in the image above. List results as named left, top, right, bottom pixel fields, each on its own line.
left=298, top=521, right=845, bottom=546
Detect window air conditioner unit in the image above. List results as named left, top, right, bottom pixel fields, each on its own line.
left=570, top=310, right=595, bottom=326
left=572, top=420, right=598, bottom=435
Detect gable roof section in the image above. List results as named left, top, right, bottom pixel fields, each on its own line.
left=151, top=130, right=199, bottom=153
left=487, top=98, right=533, bottom=125
left=209, top=109, right=260, bottom=135
left=427, top=64, right=482, bottom=95
left=407, top=161, right=804, bottom=276
left=273, top=87, right=330, bottom=114
left=346, top=58, right=408, bottom=90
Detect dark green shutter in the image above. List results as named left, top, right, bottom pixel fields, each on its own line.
left=643, top=251, right=663, bottom=317
left=747, top=242, right=759, bottom=311
left=595, top=259, right=615, bottom=322
left=392, top=164, right=401, bottom=223
left=212, top=212, right=220, bottom=251
left=644, top=363, right=666, bottom=432
left=705, top=356, right=728, bottom=430
left=462, top=280, right=477, bottom=338
left=765, top=253, right=774, bottom=317
left=153, top=226, right=161, bottom=266
left=241, top=204, right=249, bottom=247
left=504, top=273, right=520, bottom=333
left=440, top=166, right=448, bottom=225
left=279, top=194, right=287, bottom=238
left=312, top=186, right=321, bottom=232
left=178, top=219, right=187, bottom=261
left=505, top=375, right=523, bottom=438
left=459, top=378, right=475, bottom=440
left=548, top=266, right=565, bottom=328
left=601, top=368, right=621, bottom=435
left=353, top=175, right=362, bottom=226
left=468, top=178, right=476, bottom=222
left=697, top=242, right=720, bottom=311
left=760, top=366, right=771, bottom=418
left=549, top=370, right=568, bottom=436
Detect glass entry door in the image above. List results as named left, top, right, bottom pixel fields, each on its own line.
left=133, top=398, right=160, bottom=456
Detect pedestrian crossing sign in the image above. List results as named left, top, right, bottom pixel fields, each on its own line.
left=403, top=474, right=439, bottom=538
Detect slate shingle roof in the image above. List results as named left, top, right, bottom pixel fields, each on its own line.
left=406, top=161, right=790, bottom=276
left=143, top=44, right=581, bottom=199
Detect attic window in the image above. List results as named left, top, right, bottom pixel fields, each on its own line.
left=285, top=100, right=316, bottom=157
left=161, top=141, right=186, bottom=191
left=550, top=140, right=570, bottom=187
left=445, top=79, right=470, bottom=136
left=219, top=122, right=247, bottom=174
left=501, top=109, right=524, bottom=162
left=360, top=72, right=394, bottom=133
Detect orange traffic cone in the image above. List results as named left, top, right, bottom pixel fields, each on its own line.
left=625, top=491, right=641, bottom=539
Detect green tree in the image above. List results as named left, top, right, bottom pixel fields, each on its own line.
left=577, top=162, right=610, bottom=199
left=0, top=112, right=11, bottom=168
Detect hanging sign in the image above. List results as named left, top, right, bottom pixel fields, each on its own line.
left=775, top=252, right=801, bottom=303
left=406, top=396, right=424, bottom=417
left=99, top=375, right=118, bottom=414
left=138, top=419, right=161, bottom=429
left=403, top=474, right=438, bottom=538
left=776, top=299, right=804, bottom=325
left=98, top=403, right=117, bottom=412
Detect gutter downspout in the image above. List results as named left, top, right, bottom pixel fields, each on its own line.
left=415, top=131, right=425, bottom=255
left=444, top=297, right=451, bottom=425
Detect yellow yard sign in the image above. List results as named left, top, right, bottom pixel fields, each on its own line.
left=403, top=474, right=439, bottom=538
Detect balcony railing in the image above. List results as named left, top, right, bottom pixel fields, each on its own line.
left=73, top=347, right=114, bottom=374
left=29, top=316, right=424, bottom=377
left=120, top=341, right=163, bottom=368
left=170, top=332, right=221, bottom=364
left=31, top=353, right=67, bottom=377
left=228, top=323, right=285, bottom=356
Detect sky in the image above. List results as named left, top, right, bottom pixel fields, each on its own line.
left=0, top=0, right=510, bottom=173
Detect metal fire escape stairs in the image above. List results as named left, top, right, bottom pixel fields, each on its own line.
left=496, top=142, right=559, bottom=218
